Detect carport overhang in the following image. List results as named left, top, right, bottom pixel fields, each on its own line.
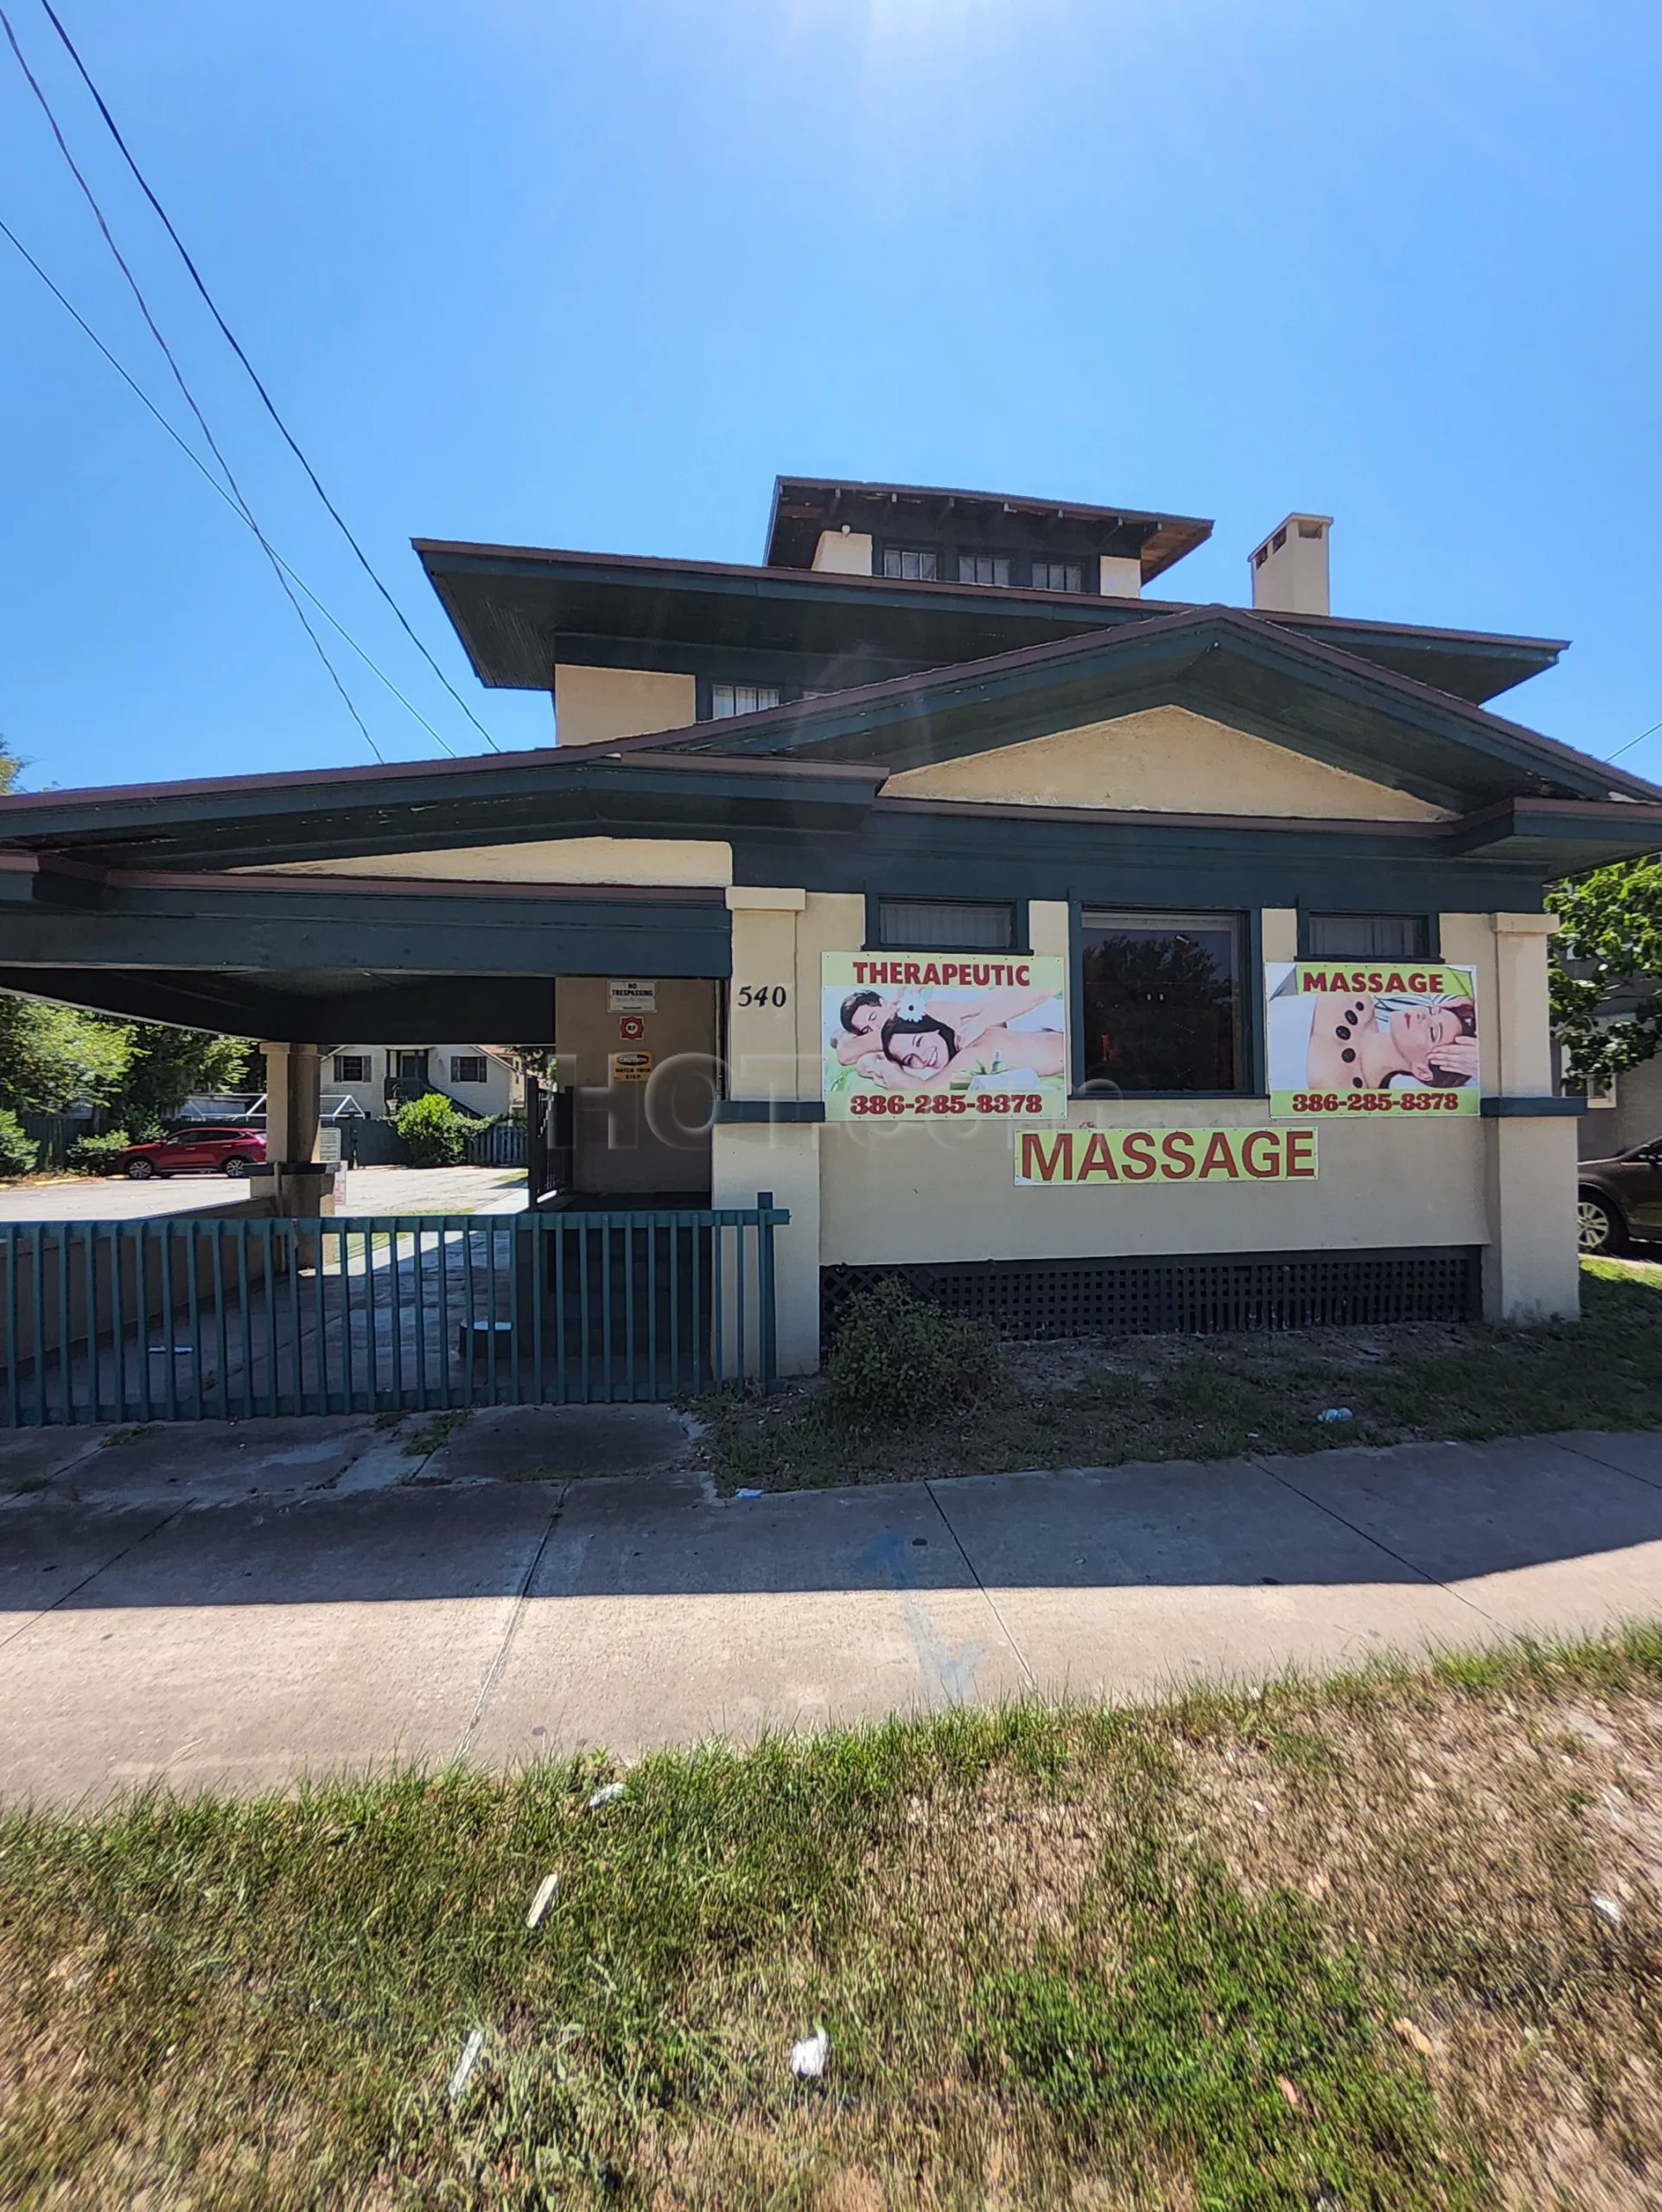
left=0, top=862, right=732, bottom=1040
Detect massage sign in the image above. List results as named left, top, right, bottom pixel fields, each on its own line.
left=1264, top=961, right=1481, bottom=1118
left=821, top=952, right=1068, bottom=1124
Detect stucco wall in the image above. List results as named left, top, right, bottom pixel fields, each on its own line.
left=259, top=838, right=734, bottom=887
left=552, top=664, right=697, bottom=747
left=812, top=531, right=874, bottom=575
left=882, top=706, right=1449, bottom=821
left=789, top=892, right=1508, bottom=1283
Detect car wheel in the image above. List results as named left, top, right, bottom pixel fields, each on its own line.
left=1578, top=1193, right=1625, bottom=1255
left=222, top=1156, right=252, bottom=1178
left=125, top=1158, right=155, bottom=1181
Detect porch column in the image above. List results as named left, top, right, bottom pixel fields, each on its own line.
left=1481, top=913, right=1580, bottom=1321
left=710, top=887, right=821, bottom=1376
left=261, top=1041, right=335, bottom=1218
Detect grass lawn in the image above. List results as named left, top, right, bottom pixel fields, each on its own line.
left=7, top=1634, right=1662, bottom=2205
left=703, top=1257, right=1662, bottom=1496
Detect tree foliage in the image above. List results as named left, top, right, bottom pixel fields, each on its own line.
left=0, top=996, right=131, bottom=1117
left=118, top=1025, right=252, bottom=1133
left=0, top=992, right=252, bottom=1131
left=1550, top=859, right=1662, bottom=1088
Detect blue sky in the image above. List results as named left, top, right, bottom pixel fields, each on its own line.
left=1, top=0, right=1658, bottom=791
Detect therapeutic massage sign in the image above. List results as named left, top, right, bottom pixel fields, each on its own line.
left=1265, top=962, right=1481, bottom=1119
left=1015, top=1125, right=1318, bottom=1185
left=822, top=952, right=1067, bottom=1124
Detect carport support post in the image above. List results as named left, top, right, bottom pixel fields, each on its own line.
left=710, top=887, right=820, bottom=1377
left=261, top=1041, right=334, bottom=1223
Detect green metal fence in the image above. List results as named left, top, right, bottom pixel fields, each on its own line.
left=0, top=1196, right=786, bottom=1425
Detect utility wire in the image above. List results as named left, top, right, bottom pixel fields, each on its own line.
left=0, top=3, right=388, bottom=760
left=1605, top=717, right=1662, bottom=766
left=0, top=213, right=458, bottom=756
left=36, top=0, right=502, bottom=754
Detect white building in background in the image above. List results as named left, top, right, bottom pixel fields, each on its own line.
left=325, top=1045, right=521, bottom=1122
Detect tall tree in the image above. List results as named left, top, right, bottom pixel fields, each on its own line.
left=1550, top=859, right=1662, bottom=1087
left=0, top=995, right=131, bottom=1117
left=114, top=1026, right=253, bottom=1131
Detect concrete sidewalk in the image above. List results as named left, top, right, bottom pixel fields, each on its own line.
left=4, top=1414, right=1662, bottom=1806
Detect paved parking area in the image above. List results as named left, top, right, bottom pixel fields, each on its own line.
left=0, top=1166, right=525, bottom=1220
left=3, top=1415, right=1661, bottom=1805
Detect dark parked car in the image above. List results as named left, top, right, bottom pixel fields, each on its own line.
left=116, top=1127, right=266, bottom=1181
left=1578, top=1138, right=1662, bottom=1254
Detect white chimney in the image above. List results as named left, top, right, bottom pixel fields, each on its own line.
left=1249, top=513, right=1331, bottom=615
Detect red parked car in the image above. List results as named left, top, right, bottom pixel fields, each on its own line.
left=116, top=1126, right=266, bottom=1180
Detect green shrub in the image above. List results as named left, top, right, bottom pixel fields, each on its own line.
left=66, top=1128, right=131, bottom=1173
left=393, top=1090, right=470, bottom=1167
left=0, top=1108, right=38, bottom=1179
left=820, top=1278, right=1002, bottom=1427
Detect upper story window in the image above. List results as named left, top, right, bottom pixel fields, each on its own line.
left=876, top=897, right=1016, bottom=950
left=1305, top=913, right=1431, bottom=959
left=710, top=683, right=781, bottom=719
left=333, top=1053, right=370, bottom=1084
left=1079, top=911, right=1245, bottom=1094
left=958, top=553, right=1011, bottom=587
left=882, top=545, right=939, bottom=581
left=1031, top=558, right=1084, bottom=593
left=450, top=1055, right=489, bottom=1085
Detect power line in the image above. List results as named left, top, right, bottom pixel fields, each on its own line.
left=1605, top=717, right=1662, bottom=766
left=36, top=0, right=503, bottom=755
left=0, top=3, right=387, bottom=762
left=0, top=213, right=458, bottom=757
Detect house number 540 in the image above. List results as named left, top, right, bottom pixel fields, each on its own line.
left=735, top=985, right=789, bottom=1008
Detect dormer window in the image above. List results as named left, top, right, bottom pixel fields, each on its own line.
left=882, top=545, right=939, bottom=581
left=1031, top=559, right=1084, bottom=593
left=710, top=683, right=780, bottom=718
left=958, top=553, right=1011, bottom=587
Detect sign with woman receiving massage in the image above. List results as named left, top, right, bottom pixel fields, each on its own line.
left=1264, top=960, right=1481, bottom=1118
left=821, top=953, right=1068, bottom=1123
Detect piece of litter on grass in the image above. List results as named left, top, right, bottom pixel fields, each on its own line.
left=1592, top=1892, right=1624, bottom=1926
left=586, top=1781, right=626, bottom=1810
left=1277, top=2074, right=1304, bottom=2109
left=1391, top=2017, right=1437, bottom=2058
left=448, top=2026, right=485, bottom=2101
left=735, top=1487, right=764, bottom=1499
left=1318, top=1408, right=1353, bottom=1424
left=525, top=1872, right=559, bottom=1929
left=789, top=2025, right=831, bottom=2081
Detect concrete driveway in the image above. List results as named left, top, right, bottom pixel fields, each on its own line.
left=3, top=1414, right=1662, bottom=1806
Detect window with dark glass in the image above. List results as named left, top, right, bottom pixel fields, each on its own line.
left=1031, top=558, right=1084, bottom=593
left=1304, top=913, right=1430, bottom=959
left=958, top=552, right=1011, bottom=587
left=710, top=683, right=780, bottom=719
left=333, top=1053, right=369, bottom=1083
left=876, top=898, right=1015, bottom=950
left=1079, top=912, right=1244, bottom=1093
left=450, top=1055, right=488, bottom=1084
left=882, top=545, right=939, bottom=581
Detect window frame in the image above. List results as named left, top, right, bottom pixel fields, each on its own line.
left=879, top=543, right=941, bottom=583
left=1298, top=911, right=1440, bottom=960
left=956, top=550, right=1012, bottom=588
left=863, top=892, right=1028, bottom=955
left=332, top=1053, right=370, bottom=1084
left=1070, top=903, right=1258, bottom=1100
left=449, top=1054, right=489, bottom=1086
left=1028, top=556, right=1086, bottom=594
